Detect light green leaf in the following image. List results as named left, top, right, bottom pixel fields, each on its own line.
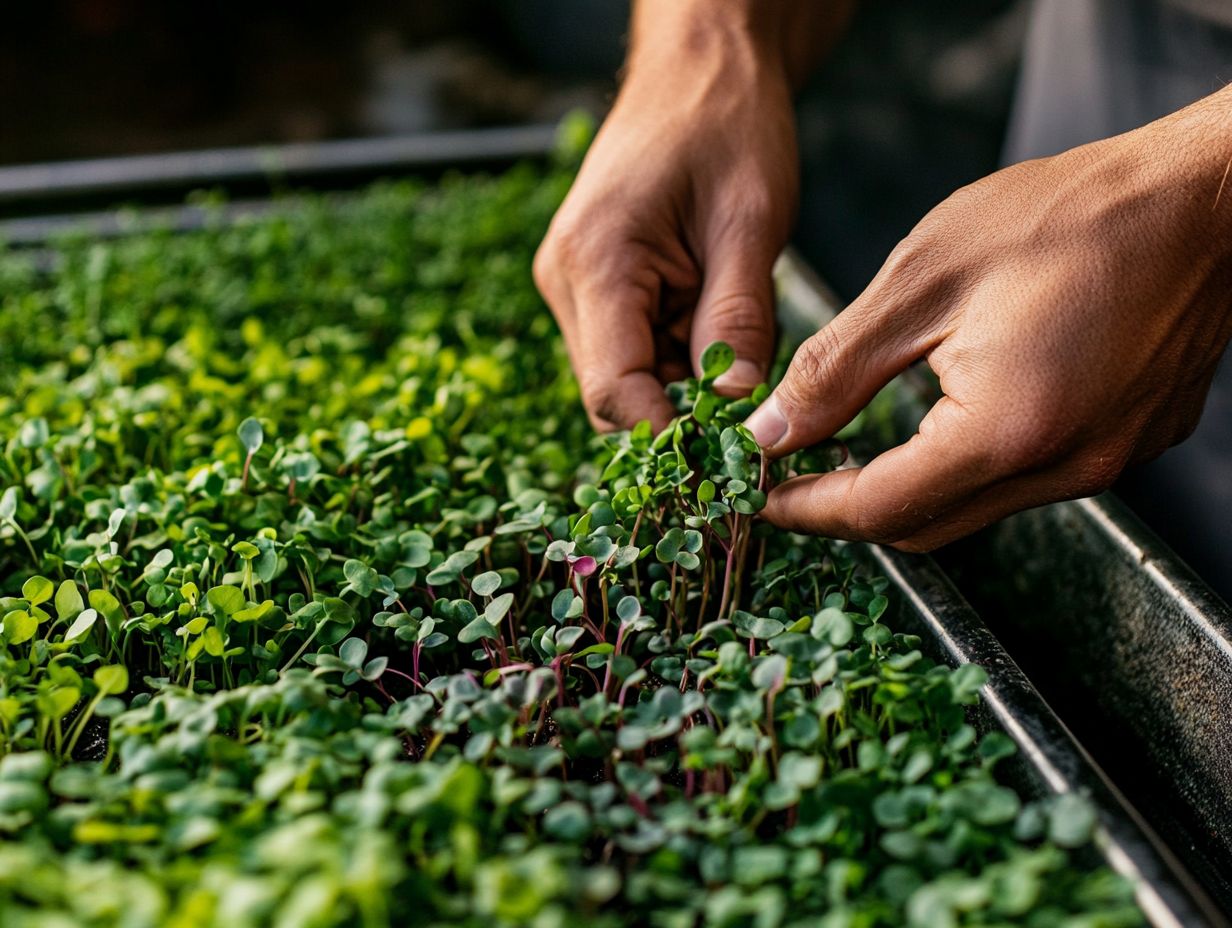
left=699, top=341, right=736, bottom=380
left=459, top=617, right=499, bottom=644
left=202, top=626, right=226, bottom=657
left=343, top=559, right=378, bottom=596
left=472, top=571, right=502, bottom=597
left=206, top=586, right=246, bottom=617
left=1048, top=794, right=1097, bottom=847
left=54, top=581, right=85, bottom=621
left=238, top=417, right=265, bottom=454
left=64, top=608, right=99, bottom=642
left=93, top=665, right=129, bottom=696
left=484, top=593, right=515, bottom=624
left=3, top=611, right=37, bottom=646
left=232, top=600, right=275, bottom=623
left=88, top=589, right=125, bottom=638
left=339, top=637, right=368, bottom=668
left=21, top=576, right=53, bottom=607
left=0, top=487, right=19, bottom=521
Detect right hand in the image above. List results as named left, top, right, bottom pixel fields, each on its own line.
left=534, top=19, right=800, bottom=431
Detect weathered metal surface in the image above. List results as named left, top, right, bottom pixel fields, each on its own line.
left=938, top=496, right=1232, bottom=913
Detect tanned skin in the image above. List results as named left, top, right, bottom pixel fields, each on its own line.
left=534, top=0, right=1232, bottom=551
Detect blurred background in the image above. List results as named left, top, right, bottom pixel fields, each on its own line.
left=2, top=0, right=1024, bottom=297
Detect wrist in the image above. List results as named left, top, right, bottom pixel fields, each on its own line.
left=626, top=1, right=791, bottom=89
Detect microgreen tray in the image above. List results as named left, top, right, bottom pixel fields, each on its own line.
left=937, top=496, right=1232, bottom=914
left=0, top=129, right=1224, bottom=926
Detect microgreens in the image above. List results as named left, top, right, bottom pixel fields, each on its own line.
left=0, top=151, right=1139, bottom=927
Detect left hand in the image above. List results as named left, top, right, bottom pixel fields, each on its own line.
left=745, top=91, right=1232, bottom=551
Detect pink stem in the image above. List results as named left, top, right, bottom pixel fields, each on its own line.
left=716, top=538, right=736, bottom=622
left=385, top=666, right=426, bottom=690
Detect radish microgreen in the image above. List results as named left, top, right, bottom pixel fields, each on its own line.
left=0, top=160, right=1139, bottom=927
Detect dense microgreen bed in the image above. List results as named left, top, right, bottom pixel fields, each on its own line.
left=0, top=138, right=1141, bottom=927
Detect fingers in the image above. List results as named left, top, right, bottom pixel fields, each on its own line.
left=760, top=391, right=1127, bottom=549
left=743, top=265, right=950, bottom=458
left=689, top=234, right=777, bottom=397
left=535, top=216, right=686, bottom=433
left=760, top=396, right=1000, bottom=542
left=571, top=275, right=678, bottom=433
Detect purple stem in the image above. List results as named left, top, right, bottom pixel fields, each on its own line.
left=385, top=666, right=425, bottom=690
left=551, top=656, right=567, bottom=707
left=716, top=538, right=736, bottom=622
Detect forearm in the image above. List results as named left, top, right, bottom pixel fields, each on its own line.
left=627, top=0, right=854, bottom=89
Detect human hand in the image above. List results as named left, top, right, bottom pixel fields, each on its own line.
left=747, top=93, right=1232, bottom=551
left=533, top=7, right=800, bottom=431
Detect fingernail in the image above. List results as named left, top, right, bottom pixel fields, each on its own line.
left=713, top=359, right=763, bottom=394
left=745, top=394, right=788, bottom=450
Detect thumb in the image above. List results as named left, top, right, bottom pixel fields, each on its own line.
left=744, top=293, right=937, bottom=457
left=690, top=236, right=777, bottom=397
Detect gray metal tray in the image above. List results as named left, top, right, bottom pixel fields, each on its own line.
left=0, top=133, right=1224, bottom=925
left=939, top=495, right=1232, bottom=912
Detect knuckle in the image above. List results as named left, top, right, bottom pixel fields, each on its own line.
left=535, top=212, right=595, bottom=300
left=877, top=229, right=944, bottom=288
left=718, top=175, right=780, bottom=224
left=731, top=185, right=777, bottom=225
left=994, top=433, right=1056, bottom=474
left=586, top=410, right=619, bottom=433
left=532, top=242, right=558, bottom=299
left=1170, top=410, right=1203, bottom=447
left=986, top=402, right=1079, bottom=474
left=881, top=236, right=926, bottom=279
left=548, top=212, right=648, bottom=292
left=702, top=290, right=774, bottom=342
left=546, top=215, right=588, bottom=266
left=578, top=373, right=625, bottom=432
left=1071, top=446, right=1130, bottom=496
left=779, top=328, right=843, bottom=413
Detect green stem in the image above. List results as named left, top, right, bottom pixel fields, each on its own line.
left=63, top=694, right=103, bottom=758
left=279, top=620, right=325, bottom=674
left=5, top=517, right=38, bottom=566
